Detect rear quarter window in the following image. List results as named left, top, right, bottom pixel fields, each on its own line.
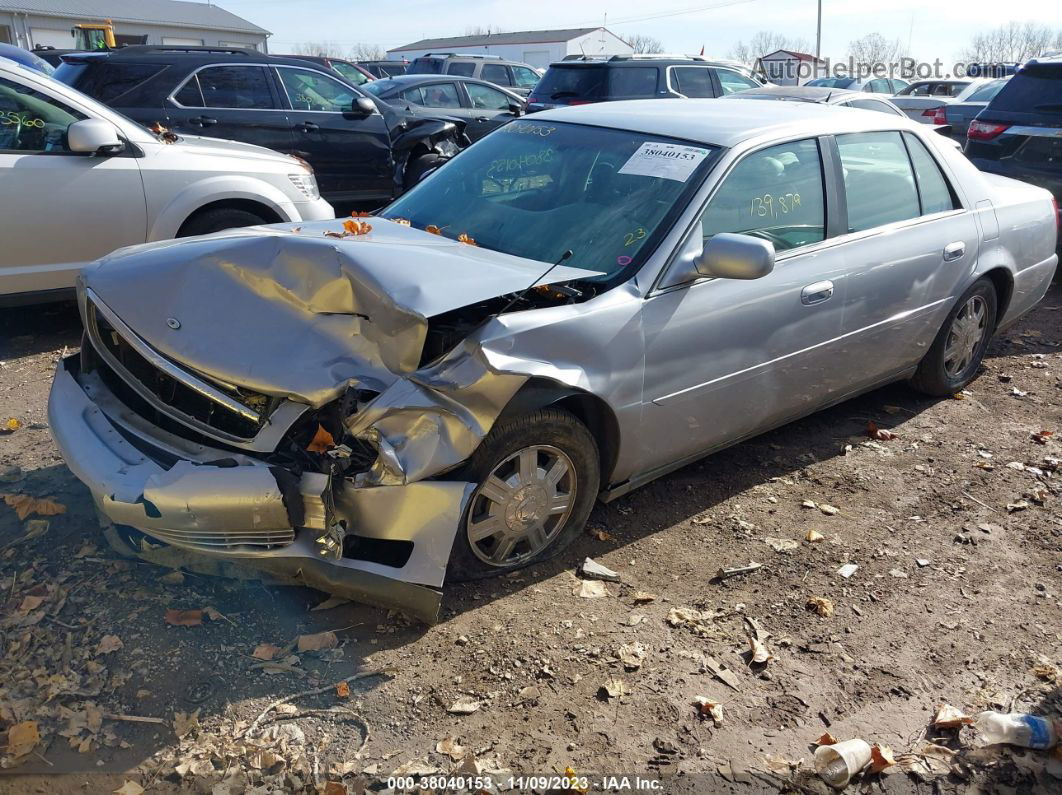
left=608, top=67, right=658, bottom=98
left=62, top=62, right=166, bottom=104
left=533, top=66, right=606, bottom=100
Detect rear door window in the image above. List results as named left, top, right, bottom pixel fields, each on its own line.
left=193, top=65, right=275, bottom=109
left=410, top=58, right=443, bottom=74
left=903, top=133, right=958, bottom=215
left=608, top=67, right=658, bottom=98
left=699, top=138, right=827, bottom=252
left=447, top=62, right=475, bottom=77
left=670, top=66, right=714, bottom=98
left=512, top=66, right=540, bottom=88
left=715, top=69, right=759, bottom=95
left=466, top=82, right=511, bottom=110
left=836, top=131, right=920, bottom=232
left=277, top=67, right=357, bottom=112
left=480, top=63, right=511, bottom=86
left=402, top=82, right=462, bottom=108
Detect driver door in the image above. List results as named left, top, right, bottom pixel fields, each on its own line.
left=0, top=75, right=146, bottom=297
left=637, top=137, right=852, bottom=473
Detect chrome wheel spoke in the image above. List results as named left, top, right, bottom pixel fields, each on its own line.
left=517, top=448, right=538, bottom=483
left=491, top=536, right=518, bottom=564
left=478, top=475, right=513, bottom=506
left=544, top=457, right=568, bottom=488
left=525, top=524, right=548, bottom=552
left=468, top=514, right=505, bottom=543
left=548, top=494, right=571, bottom=515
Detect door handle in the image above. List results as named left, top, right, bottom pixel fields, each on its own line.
left=297, top=121, right=320, bottom=132
left=801, top=280, right=834, bottom=306
left=190, top=115, right=217, bottom=127
left=943, top=241, right=966, bottom=261
left=474, top=116, right=489, bottom=122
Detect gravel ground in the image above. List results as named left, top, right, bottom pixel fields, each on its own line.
left=0, top=290, right=1060, bottom=794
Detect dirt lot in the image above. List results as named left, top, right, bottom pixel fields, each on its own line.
left=0, top=291, right=1060, bottom=794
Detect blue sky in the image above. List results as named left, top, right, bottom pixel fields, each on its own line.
left=221, top=0, right=1062, bottom=63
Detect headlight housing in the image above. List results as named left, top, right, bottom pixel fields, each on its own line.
left=288, top=172, right=320, bottom=201
left=434, top=138, right=459, bottom=158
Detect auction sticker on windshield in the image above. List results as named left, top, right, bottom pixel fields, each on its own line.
left=618, top=142, right=711, bottom=182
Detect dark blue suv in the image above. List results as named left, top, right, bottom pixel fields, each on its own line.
left=965, top=57, right=1062, bottom=236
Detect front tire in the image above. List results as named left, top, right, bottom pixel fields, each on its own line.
left=910, top=278, right=997, bottom=396
left=447, top=408, right=599, bottom=582
left=178, top=207, right=269, bottom=237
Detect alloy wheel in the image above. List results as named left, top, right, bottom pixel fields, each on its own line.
left=943, top=295, right=988, bottom=378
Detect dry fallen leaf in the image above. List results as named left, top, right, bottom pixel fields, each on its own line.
left=306, top=424, right=335, bottom=453
left=745, top=617, right=773, bottom=665
left=436, top=736, right=466, bottom=761
left=164, top=608, right=203, bottom=627
left=632, top=591, right=656, bottom=604
left=113, top=781, right=144, bottom=795
left=321, top=782, right=345, bottom=795
left=335, top=681, right=350, bottom=698
left=447, top=698, right=481, bottom=715
left=816, top=732, right=838, bottom=746
left=807, top=596, right=834, bottom=617
left=457, top=232, right=477, bottom=246
left=297, top=630, right=338, bottom=652
left=312, top=595, right=351, bottom=611
left=932, top=703, right=974, bottom=728
left=390, top=217, right=411, bottom=226
left=1031, top=430, right=1053, bottom=445
left=819, top=504, right=839, bottom=516
left=617, top=642, right=646, bottom=671
left=173, top=709, right=200, bottom=739
left=1, top=418, right=21, bottom=433
left=694, top=697, right=724, bottom=727
left=600, top=678, right=628, bottom=700
left=96, top=635, right=123, bottom=655
left=5, top=720, right=39, bottom=757
left=252, top=643, right=282, bottom=661
left=425, top=224, right=443, bottom=235
left=805, top=529, right=825, bottom=543
left=3, top=494, right=66, bottom=520
left=574, top=580, right=607, bottom=599
left=764, top=536, right=798, bottom=553
left=17, top=594, right=45, bottom=614
left=867, top=421, right=898, bottom=441
left=342, top=219, right=372, bottom=236
left=869, top=744, right=896, bottom=774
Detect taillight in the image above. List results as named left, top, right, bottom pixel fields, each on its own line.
left=567, top=98, right=593, bottom=106
left=922, top=106, right=947, bottom=125
left=1052, top=197, right=1060, bottom=242
left=967, top=120, right=1011, bottom=141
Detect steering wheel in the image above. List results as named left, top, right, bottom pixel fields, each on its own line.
left=0, top=113, right=23, bottom=150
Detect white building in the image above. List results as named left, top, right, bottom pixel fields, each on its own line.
left=756, top=49, right=826, bottom=86
left=388, top=27, right=634, bottom=69
left=0, top=0, right=268, bottom=52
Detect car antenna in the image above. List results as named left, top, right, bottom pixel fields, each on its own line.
left=495, top=249, right=574, bottom=316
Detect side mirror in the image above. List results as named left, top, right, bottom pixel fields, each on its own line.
left=508, top=102, right=524, bottom=116
left=67, top=119, right=122, bottom=154
left=694, top=233, right=775, bottom=280
left=350, top=97, right=377, bottom=117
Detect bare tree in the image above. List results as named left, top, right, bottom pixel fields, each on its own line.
left=291, top=41, right=345, bottom=57
left=349, top=43, right=384, bottom=61
left=727, top=31, right=811, bottom=64
left=625, top=33, right=665, bottom=54
left=847, top=33, right=904, bottom=67
left=961, top=21, right=1061, bottom=63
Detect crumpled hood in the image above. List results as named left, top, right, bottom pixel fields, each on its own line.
left=83, top=219, right=594, bottom=407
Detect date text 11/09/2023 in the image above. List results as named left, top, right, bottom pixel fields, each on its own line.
left=385, top=774, right=663, bottom=790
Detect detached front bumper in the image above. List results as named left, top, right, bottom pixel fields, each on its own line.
left=48, top=356, right=472, bottom=623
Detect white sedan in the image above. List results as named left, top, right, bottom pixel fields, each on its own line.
left=0, top=56, right=335, bottom=304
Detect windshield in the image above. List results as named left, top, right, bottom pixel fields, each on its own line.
left=409, top=58, right=444, bottom=75
left=807, top=77, right=855, bottom=89
left=990, top=66, right=1061, bottom=113
left=380, top=120, right=719, bottom=282
left=329, top=61, right=369, bottom=86
left=966, top=79, right=1007, bottom=102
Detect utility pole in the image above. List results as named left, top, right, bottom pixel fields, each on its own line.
left=815, top=0, right=822, bottom=58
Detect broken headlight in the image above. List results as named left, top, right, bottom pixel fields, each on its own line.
left=288, top=172, right=320, bottom=201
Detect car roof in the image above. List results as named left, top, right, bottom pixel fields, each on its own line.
left=62, top=46, right=325, bottom=71
left=531, top=97, right=924, bottom=148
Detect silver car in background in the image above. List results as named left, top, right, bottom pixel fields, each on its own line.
left=49, top=100, right=1059, bottom=621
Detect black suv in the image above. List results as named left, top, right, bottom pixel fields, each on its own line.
left=407, top=53, right=541, bottom=96
left=358, top=59, right=408, bottom=79
left=526, top=54, right=761, bottom=113
left=965, top=56, right=1062, bottom=233
left=54, top=46, right=467, bottom=206
left=277, top=54, right=374, bottom=87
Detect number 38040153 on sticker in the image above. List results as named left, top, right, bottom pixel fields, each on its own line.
left=618, top=142, right=710, bottom=182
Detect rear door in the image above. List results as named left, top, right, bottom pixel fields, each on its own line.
left=274, top=64, right=393, bottom=203
left=460, top=81, right=521, bottom=140
left=167, top=64, right=293, bottom=154
left=479, top=62, right=514, bottom=91
left=668, top=66, right=716, bottom=98
left=830, top=130, right=979, bottom=386
left=0, top=74, right=146, bottom=296
left=711, top=68, right=761, bottom=96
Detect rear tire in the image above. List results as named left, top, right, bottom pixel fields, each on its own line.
left=446, top=408, right=599, bottom=582
left=178, top=207, right=269, bottom=237
left=403, top=153, right=444, bottom=191
left=910, top=278, right=997, bottom=396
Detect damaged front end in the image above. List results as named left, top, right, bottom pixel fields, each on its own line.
left=49, top=221, right=594, bottom=622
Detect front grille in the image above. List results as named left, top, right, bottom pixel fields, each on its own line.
left=86, top=302, right=264, bottom=440
left=144, top=526, right=295, bottom=551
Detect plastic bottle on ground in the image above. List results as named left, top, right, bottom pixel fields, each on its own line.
left=974, top=711, right=1059, bottom=750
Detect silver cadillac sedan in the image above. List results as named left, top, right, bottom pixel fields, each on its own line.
left=49, top=99, right=1059, bottom=621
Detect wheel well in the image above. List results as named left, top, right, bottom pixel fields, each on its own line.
left=982, top=267, right=1014, bottom=328
left=178, top=199, right=282, bottom=236
left=496, top=379, right=621, bottom=489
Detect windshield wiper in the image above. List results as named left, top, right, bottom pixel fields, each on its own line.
left=1032, top=103, right=1062, bottom=112
left=549, top=91, right=578, bottom=99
